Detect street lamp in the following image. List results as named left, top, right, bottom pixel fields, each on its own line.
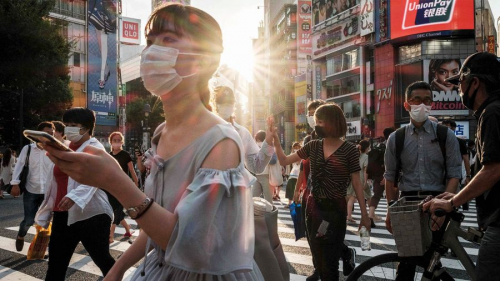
left=142, top=103, right=151, bottom=150
left=1, top=84, right=23, bottom=148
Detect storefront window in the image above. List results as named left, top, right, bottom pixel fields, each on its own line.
left=326, top=49, right=359, bottom=76
left=326, top=74, right=360, bottom=98
left=339, top=100, right=361, bottom=119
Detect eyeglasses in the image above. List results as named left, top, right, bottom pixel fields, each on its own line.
left=408, top=97, right=433, bottom=105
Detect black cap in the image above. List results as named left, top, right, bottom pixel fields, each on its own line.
left=446, top=52, right=500, bottom=85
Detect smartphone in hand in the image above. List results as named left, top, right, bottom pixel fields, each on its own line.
left=23, top=130, right=72, bottom=152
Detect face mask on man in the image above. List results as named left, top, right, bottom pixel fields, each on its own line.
left=65, top=127, right=85, bottom=143
left=217, top=104, right=234, bottom=120
left=409, top=103, right=432, bottom=123
left=460, top=80, right=479, bottom=110
left=140, top=45, right=207, bottom=96
left=307, top=116, right=316, bottom=128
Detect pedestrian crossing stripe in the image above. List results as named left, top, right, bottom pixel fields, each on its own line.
left=0, top=194, right=479, bottom=281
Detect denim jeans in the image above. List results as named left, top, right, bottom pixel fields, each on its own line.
left=18, top=190, right=45, bottom=238
left=476, top=225, right=500, bottom=279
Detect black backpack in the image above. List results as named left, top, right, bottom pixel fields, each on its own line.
left=367, top=143, right=386, bottom=177
left=394, top=124, right=448, bottom=187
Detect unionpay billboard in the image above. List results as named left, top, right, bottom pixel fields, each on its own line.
left=391, top=0, right=474, bottom=39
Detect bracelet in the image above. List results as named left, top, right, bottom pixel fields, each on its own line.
left=465, top=175, right=471, bottom=178
left=450, top=197, right=457, bottom=210
left=125, top=197, right=155, bottom=219
left=135, top=198, right=154, bottom=220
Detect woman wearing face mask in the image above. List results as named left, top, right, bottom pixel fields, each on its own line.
left=272, top=103, right=370, bottom=280
left=346, top=139, right=373, bottom=225
left=285, top=142, right=302, bottom=208
left=108, top=132, right=138, bottom=243
left=35, top=107, right=115, bottom=281
left=42, top=4, right=265, bottom=281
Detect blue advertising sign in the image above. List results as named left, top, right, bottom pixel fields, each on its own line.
left=87, top=0, right=118, bottom=126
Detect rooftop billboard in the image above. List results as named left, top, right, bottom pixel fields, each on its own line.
left=390, top=0, right=474, bottom=39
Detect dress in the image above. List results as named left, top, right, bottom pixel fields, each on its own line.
left=347, top=153, right=373, bottom=199
left=130, top=123, right=264, bottom=281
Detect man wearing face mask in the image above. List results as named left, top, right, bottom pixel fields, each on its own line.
left=11, top=122, right=55, bottom=251
left=35, top=108, right=115, bottom=280
left=423, top=52, right=500, bottom=279
left=384, top=81, right=461, bottom=279
left=213, top=86, right=275, bottom=176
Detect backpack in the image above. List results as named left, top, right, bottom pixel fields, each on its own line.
left=367, top=143, right=386, bottom=177
left=394, top=123, right=448, bottom=187
left=269, top=153, right=278, bottom=165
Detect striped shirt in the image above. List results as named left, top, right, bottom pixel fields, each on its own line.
left=297, top=140, right=360, bottom=200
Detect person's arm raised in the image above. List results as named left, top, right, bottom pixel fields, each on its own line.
left=272, top=133, right=302, bottom=166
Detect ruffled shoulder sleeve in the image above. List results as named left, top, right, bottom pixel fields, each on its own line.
left=163, top=166, right=256, bottom=275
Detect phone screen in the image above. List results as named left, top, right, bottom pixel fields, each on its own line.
left=23, top=130, right=72, bottom=152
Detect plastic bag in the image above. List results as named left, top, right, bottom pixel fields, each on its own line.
left=289, top=203, right=305, bottom=241
left=27, top=223, right=51, bottom=260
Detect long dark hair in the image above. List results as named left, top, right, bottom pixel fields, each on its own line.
left=2, top=148, right=12, bottom=167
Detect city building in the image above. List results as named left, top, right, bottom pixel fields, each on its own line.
left=310, top=0, right=375, bottom=141
left=152, top=0, right=190, bottom=10
left=251, top=23, right=269, bottom=135
left=265, top=1, right=298, bottom=153
left=49, top=0, right=87, bottom=108
left=370, top=0, right=496, bottom=140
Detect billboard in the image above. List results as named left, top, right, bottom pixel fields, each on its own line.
left=87, top=0, right=118, bottom=126
left=298, top=1, right=313, bottom=53
left=312, top=16, right=359, bottom=56
left=312, top=0, right=359, bottom=26
left=360, top=0, right=374, bottom=36
left=423, top=59, right=468, bottom=115
left=120, top=17, right=141, bottom=45
left=390, top=0, right=474, bottom=39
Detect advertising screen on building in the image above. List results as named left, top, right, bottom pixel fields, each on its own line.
left=87, top=0, right=118, bottom=126
left=423, top=59, right=469, bottom=115
left=391, top=0, right=474, bottom=39
left=312, top=0, right=358, bottom=26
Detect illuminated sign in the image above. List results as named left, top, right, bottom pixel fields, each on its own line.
left=391, top=0, right=474, bottom=39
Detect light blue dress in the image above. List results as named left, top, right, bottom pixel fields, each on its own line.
left=130, top=123, right=264, bottom=281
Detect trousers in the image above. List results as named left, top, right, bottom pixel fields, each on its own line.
left=45, top=212, right=115, bottom=281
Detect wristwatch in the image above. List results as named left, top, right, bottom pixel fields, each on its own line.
left=125, top=197, right=154, bottom=219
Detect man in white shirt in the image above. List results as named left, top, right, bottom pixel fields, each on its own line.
left=10, top=121, right=55, bottom=251
left=213, top=86, right=276, bottom=200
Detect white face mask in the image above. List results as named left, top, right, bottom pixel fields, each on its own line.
left=140, top=45, right=203, bottom=96
left=65, top=127, right=85, bottom=143
left=307, top=116, right=316, bottom=128
left=217, top=104, right=234, bottom=120
left=409, top=104, right=432, bottom=123
left=111, top=143, right=122, bottom=149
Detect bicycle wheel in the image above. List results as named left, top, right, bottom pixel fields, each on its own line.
left=346, top=253, right=453, bottom=281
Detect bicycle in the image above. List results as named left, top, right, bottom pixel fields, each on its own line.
left=346, top=198, right=483, bottom=281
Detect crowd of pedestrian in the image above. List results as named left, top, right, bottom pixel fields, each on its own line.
left=1, top=3, right=499, bottom=281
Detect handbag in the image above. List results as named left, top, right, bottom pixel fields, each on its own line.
left=253, top=198, right=290, bottom=281
left=27, top=223, right=51, bottom=260
left=18, top=145, right=31, bottom=195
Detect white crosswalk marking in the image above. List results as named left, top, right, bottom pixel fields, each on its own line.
left=0, top=191, right=479, bottom=280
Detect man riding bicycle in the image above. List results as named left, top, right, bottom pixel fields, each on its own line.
left=424, top=52, right=500, bottom=279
